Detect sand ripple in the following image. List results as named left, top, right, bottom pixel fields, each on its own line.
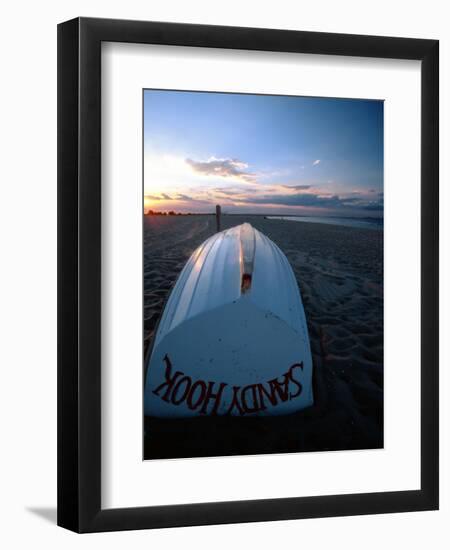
left=144, top=214, right=383, bottom=457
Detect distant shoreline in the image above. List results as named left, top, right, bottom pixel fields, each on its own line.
left=145, top=211, right=383, bottom=230
left=267, top=215, right=383, bottom=230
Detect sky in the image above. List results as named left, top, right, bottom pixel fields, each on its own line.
left=143, top=90, right=383, bottom=217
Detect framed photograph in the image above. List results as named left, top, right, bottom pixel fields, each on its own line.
left=57, top=17, right=439, bottom=532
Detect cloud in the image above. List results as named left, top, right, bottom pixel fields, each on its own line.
left=175, top=193, right=193, bottom=201
left=312, top=159, right=321, bottom=166
left=212, top=187, right=241, bottom=196
left=145, top=192, right=196, bottom=202
left=280, top=184, right=311, bottom=191
left=145, top=194, right=164, bottom=201
left=241, top=191, right=384, bottom=212
left=245, top=193, right=343, bottom=208
left=185, top=157, right=257, bottom=183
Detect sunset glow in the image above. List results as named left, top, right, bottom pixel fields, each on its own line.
left=144, top=91, right=383, bottom=216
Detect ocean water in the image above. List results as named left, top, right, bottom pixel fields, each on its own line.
left=267, top=215, right=383, bottom=230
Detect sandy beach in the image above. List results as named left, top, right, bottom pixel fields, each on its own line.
left=144, top=214, right=383, bottom=458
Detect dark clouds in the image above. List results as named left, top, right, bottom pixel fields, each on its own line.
left=280, top=184, right=311, bottom=190
left=175, top=193, right=193, bottom=201
left=241, top=192, right=384, bottom=212
left=246, top=193, right=343, bottom=208
left=212, top=188, right=240, bottom=196
left=146, top=188, right=383, bottom=213
left=145, top=194, right=163, bottom=201
left=145, top=193, right=195, bottom=201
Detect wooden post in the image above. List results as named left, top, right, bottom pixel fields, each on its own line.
left=216, top=204, right=221, bottom=232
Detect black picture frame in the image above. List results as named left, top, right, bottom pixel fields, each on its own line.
left=57, top=17, right=439, bottom=533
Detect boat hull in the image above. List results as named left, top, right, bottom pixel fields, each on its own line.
left=144, top=223, right=314, bottom=418
left=145, top=298, right=313, bottom=417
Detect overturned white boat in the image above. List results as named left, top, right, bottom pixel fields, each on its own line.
left=144, top=223, right=313, bottom=417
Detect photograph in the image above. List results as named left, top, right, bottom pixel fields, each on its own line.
left=52, top=8, right=440, bottom=536
left=142, top=89, right=384, bottom=460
